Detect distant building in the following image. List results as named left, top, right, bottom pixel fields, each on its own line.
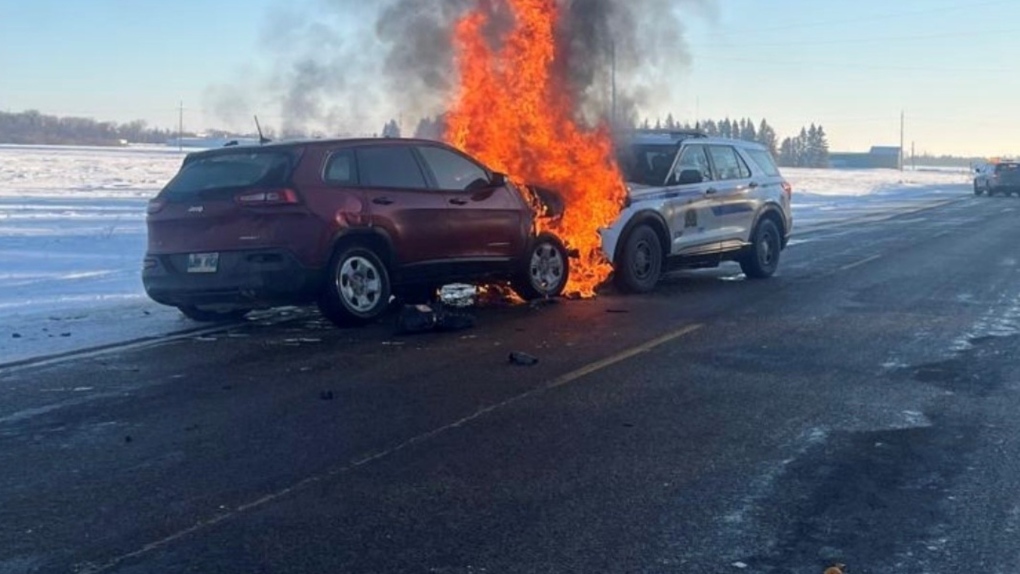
left=829, top=146, right=901, bottom=169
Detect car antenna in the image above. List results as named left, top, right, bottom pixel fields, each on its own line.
left=254, top=115, right=271, bottom=145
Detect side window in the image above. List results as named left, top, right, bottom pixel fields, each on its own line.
left=674, top=145, right=712, bottom=183
left=323, top=149, right=357, bottom=185
left=356, top=145, right=428, bottom=189
left=708, top=146, right=752, bottom=181
left=417, top=146, right=490, bottom=191
left=746, top=149, right=781, bottom=177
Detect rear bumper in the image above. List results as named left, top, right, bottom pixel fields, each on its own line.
left=143, top=248, right=323, bottom=308
left=990, top=185, right=1020, bottom=194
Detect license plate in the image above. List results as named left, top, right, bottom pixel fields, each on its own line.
left=187, top=253, right=219, bottom=273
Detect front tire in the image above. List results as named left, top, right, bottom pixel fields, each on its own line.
left=740, top=219, right=782, bottom=279
left=511, top=233, right=570, bottom=300
left=613, top=225, right=663, bottom=294
left=974, top=181, right=983, bottom=196
left=318, top=245, right=392, bottom=327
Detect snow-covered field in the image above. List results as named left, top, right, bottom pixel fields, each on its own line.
left=0, top=145, right=191, bottom=364
left=785, top=166, right=971, bottom=229
left=0, top=145, right=972, bottom=365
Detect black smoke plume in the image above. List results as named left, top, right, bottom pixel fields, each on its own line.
left=206, top=0, right=714, bottom=135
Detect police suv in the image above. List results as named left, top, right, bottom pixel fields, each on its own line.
left=600, top=131, right=793, bottom=293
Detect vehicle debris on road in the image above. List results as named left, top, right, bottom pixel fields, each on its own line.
left=509, top=351, right=539, bottom=366
left=439, top=284, right=478, bottom=308
left=397, top=304, right=476, bottom=335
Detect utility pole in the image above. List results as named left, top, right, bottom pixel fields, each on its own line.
left=178, top=101, right=184, bottom=152
left=899, top=110, right=905, bottom=171
left=911, top=141, right=916, bottom=171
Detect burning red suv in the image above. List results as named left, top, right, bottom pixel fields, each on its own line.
left=143, top=138, right=570, bottom=326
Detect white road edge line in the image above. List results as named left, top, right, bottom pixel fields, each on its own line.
left=0, top=325, right=231, bottom=375
left=88, top=323, right=704, bottom=572
left=838, top=254, right=882, bottom=272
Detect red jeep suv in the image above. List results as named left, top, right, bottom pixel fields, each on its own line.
left=143, top=138, right=570, bottom=326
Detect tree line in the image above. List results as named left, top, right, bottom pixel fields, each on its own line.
left=636, top=115, right=830, bottom=168
left=390, top=114, right=830, bottom=168
left=0, top=110, right=193, bottom=146
left=3, top=107, right=831, bottom=169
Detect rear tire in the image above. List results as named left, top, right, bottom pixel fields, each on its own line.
left=318, top=244, right=392, bottom=327
left=740, top=219, right=782, bottom=279
left=511, top=233, right=570, bottom=300
left=178, top=306, right=250, bottom=322
left=613, top=225, right=663, bottom=294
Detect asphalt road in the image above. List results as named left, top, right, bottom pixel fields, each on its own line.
left=3, top=190, right=1020, bottom=574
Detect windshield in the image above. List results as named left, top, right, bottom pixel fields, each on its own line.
left=617, top=143, right=678, bottom=186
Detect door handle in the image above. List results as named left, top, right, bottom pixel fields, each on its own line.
left=748, top=181, right=760, bottom=189
left=705, top=188, right=718, bottom=195
left=449, top=198, right=469, bottom=206
left=372, top=197, right=394, bottom=205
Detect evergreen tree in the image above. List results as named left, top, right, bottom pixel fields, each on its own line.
left=778, top=137, right=797, bottom=167
left=382, top=119, right=402, bottom=138
left=741, top=118, right=757, bottom=142
left=757, top=119, right=779, bottom=157
left=813, top=124, right=830, bottom=167
left=803, top=124, right=816, bottom=167
left=796, top=127, right=810, bottom=167
left=664, top=113, right=677, bottom=130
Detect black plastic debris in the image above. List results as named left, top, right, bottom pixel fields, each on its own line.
left=124, top=436, right=133, bottom=444
left=397, top=304, right=475, bottom=335
left=320, top=390, right=335, bottom=401
left=398, top=305, right=438, bottom=334
left=437, top=309, right=476, bottom=331
left=11, top=333, right=21, bottom=339
left=529, top=298, right=559, bottom=310
left=509, top=351, right=539, bottom=366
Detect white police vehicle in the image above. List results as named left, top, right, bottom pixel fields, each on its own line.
left=600, top=131, right=793, bottom=293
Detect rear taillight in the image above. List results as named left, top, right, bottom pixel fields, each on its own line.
left=146, top=199, right=166, bottom=214
left=235, top=188, right=300, bottom=206
left=781, top=181, right=793, bottom=198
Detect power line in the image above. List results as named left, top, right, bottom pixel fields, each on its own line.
left=692, top=54, right=1015, bottom=74
left=704, top=0, right=1013, bottom=36
left=692, top=28, right=1019, bottom=49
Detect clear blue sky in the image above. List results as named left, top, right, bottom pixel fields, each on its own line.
left=1, top=0, right=1017, bottom=156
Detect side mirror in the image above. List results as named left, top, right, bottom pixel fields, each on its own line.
left=491, top=172, right=507, bottom=186
left=677, top=169, right=704, bottom=185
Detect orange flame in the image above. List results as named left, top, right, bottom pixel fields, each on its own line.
left=445, top=0, right=626, bottom=298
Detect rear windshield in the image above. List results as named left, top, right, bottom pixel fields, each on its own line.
left=617, top=143, right=678, bottom=186
left=163, top=151, right=295, bottom=198
left=995, top=163, right=1019, bottom=172
left=746, top=149, right=782, bottom=177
